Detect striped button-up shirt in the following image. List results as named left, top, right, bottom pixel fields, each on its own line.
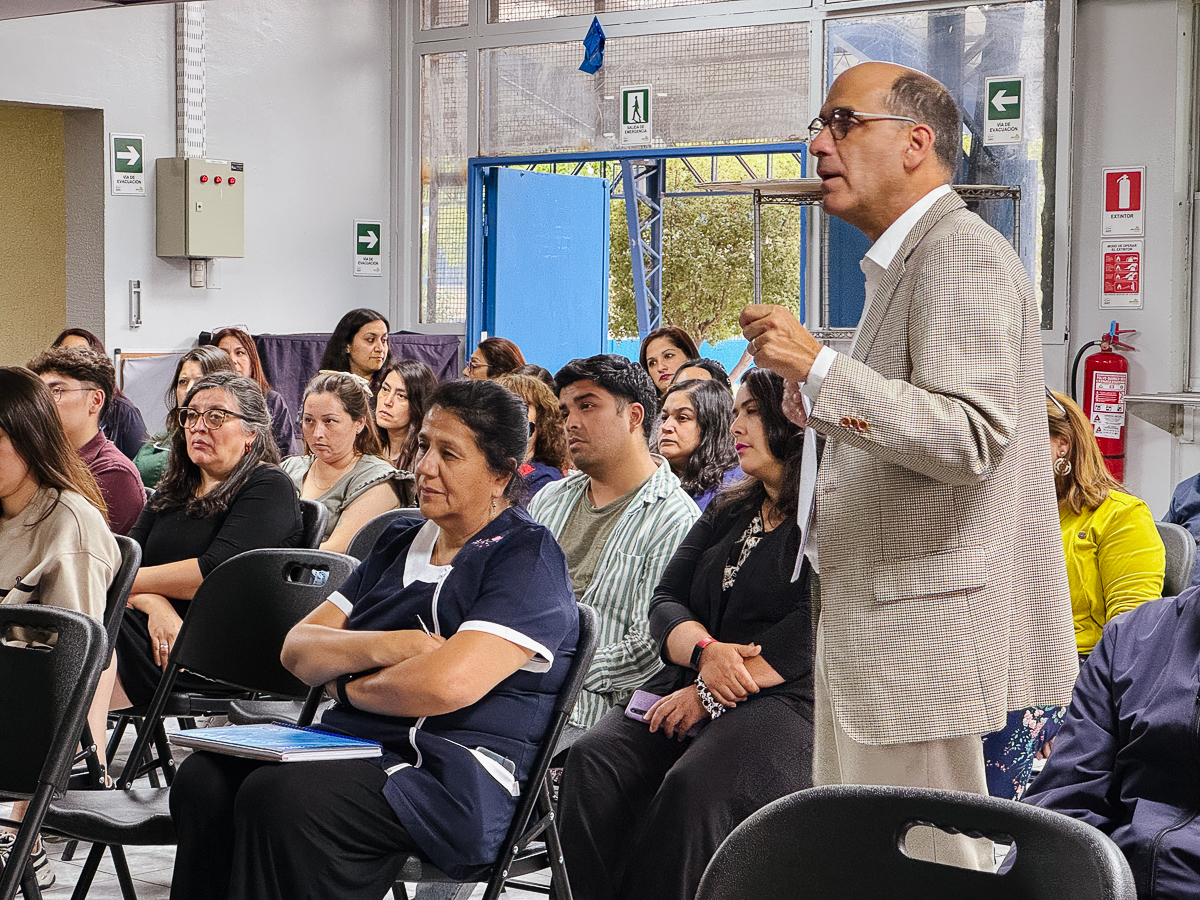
left=529, top=458, right=700, bottom=728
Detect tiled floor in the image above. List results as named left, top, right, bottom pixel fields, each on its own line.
left=5, top=722, right=554, bottom=900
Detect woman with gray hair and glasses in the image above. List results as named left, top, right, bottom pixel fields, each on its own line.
left=114, top=372, right=304, bottom=707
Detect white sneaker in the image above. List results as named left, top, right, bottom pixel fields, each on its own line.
left=0, top=832, right=57, bottom=889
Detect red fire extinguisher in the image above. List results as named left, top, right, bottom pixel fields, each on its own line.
left=1072, top=322, right=1136, bottom=482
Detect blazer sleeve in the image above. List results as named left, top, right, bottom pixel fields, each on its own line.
left=812, top=228, right=1025, bottom=486
left=1023, top=625, right=1123, bottom=833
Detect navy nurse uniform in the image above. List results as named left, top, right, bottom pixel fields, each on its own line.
left=168, top=506, right=578, bottom=900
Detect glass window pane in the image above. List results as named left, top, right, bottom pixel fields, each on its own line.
left=481, top=23, right=810, bottom=156
left=824, top=2, right=1058, bottom=331
left=491, top=0, right=744, bottom=24
left=420, top=51, right=469, bottom=324
left=422, top=0, right=468, bottom=29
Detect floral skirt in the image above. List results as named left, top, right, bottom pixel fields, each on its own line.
left=981, top=705, right=1067, bottom=800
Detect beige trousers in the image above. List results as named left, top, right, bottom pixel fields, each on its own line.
left=814, top=621, right=993, bottom=871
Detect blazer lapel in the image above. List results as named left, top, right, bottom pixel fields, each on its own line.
left=850, top=191, right=968, bottom=363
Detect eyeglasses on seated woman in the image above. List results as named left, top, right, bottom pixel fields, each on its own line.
left=113, top=372, right=305, bottom=711
left=167, top=378, right=580, bottom=900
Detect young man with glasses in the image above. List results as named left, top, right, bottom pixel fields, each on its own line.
left=29, top=347, right=146, bottom=534
left=739, top=62, right=1076, bottom=868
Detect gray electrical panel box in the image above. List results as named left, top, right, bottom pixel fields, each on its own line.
left=156, top=158, right=245, bottom=258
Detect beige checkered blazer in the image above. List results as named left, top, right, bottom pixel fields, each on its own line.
left=811, top=191, right=1078, bottom=746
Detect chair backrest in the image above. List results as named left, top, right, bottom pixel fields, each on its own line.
left=168, top=548, right=357, bottom=698
left=0, top=606, right=107, bottom=797
left=1156, top=520, right=1196, bottom=596
left=696, top=785, right=1136, bottom=900
left=299, top=498, right=330, bottom=550
left=103, top=534, right=142, bottom=654
left=484, top=604, right=598, bottom=877
left=346, top=507, right=424, bottom=560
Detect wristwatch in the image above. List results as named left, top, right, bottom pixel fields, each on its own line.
left=690, top=636, right=717, bottom=670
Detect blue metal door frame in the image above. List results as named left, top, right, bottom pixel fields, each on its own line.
left=466, top=141, right=809, bottom=352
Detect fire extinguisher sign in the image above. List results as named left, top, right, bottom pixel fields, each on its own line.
left=1091, top=371, right=1127, bottom=439
left=1101, top=239, right=1143, bottom=310
left=1102, top=167, right=1144, bottom=236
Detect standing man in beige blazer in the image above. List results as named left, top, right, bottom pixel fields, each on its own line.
left=741, top=62, right=1077, bottom=864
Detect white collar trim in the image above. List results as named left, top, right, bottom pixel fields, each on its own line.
left=863, top=184, right=953, bottom=273
left=404, top=519, right=452, bottom=586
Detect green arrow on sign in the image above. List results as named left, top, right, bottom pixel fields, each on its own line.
left=987, top=80, right=1021, bottom=120
left=356, top=222, right=380, bottom=256
left=114, top=138, right=143, bottom=173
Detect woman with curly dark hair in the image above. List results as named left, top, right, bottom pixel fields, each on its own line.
left=496, top=373, right=570, bottom=497
left=657, top=379, right=740, bottom=510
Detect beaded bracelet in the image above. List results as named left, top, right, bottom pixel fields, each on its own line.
left=695, top=674, right=728, bottom=720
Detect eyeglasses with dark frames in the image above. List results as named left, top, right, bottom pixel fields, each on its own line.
left=808, top=108, right=919, bottom=142
left=466, top=359, right=488, bottom=373
left=177, top=407, right=250, bottom=431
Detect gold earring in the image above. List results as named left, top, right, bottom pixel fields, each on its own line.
left=1053, top=453, right=1072, bottom=477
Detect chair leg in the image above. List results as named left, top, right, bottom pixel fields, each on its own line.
left=61, top=840, right=78, bottom=862
left=69, top=843, right=106, bottom=900
left=19, top=865, right=43, bottom=900
left=540, top=780, right=574, bottom=900
left=110, top=846, right=139, bottom=900
left=391, top=885, right=410, bottom=900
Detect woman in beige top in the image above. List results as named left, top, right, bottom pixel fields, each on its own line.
left=0, top=366, right=120, bottom=884
left=284, top=371, right=413, bottom=554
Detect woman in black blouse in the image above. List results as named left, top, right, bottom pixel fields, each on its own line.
left=114, top=372, right=303, bottom=707
left=558, top=368, right=814, bottom=900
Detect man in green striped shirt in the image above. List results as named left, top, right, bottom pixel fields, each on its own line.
left=530, top=356, right=700, bottom=730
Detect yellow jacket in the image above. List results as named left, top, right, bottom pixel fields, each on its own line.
left=1060, top=490, right=1164, bottom=655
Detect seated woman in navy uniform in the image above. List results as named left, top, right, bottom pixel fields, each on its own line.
left=168, top=379, right=580, bottom=900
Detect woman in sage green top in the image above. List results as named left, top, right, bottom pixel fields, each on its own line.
left=284, top=371, right=414, bottom=554
left=134, top=346, right=235, bottom=488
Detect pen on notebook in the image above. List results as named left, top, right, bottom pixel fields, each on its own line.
left=416, top=615, right=432, bottom=637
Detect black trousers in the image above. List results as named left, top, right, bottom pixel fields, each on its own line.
left=116, top=607, right=226, bottom=706
left=559, top=696, right=812, bottom=900
left=169, top=751, right=419, bottom=900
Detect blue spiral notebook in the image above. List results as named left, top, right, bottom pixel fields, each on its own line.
left=169, top=723, right=382, bottom=762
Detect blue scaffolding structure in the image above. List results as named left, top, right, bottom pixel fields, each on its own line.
left=465, top=141, right=810, bottom=352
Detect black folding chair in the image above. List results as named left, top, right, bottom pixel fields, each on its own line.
left=298, top=498, right=330, bottom=550
left=391, top=603, right=598, bottom=900
left=43, top=548, right=356, bottom=900
left=346, top=507, right=424, bottom=560
left=0, top=606, right=107, bottom=900
left=695, top=784, right=1137, bottom=900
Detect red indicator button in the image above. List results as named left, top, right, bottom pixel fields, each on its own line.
left=199, top=175, right=208, bottom=183
left=214, top=176, right=222, bottom=184
left=228, top=177, right=235, bottom=185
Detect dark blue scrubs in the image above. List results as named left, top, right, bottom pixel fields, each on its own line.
left=322, top=506, right=578, bottom=878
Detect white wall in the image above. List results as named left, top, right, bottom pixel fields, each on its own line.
left=0, top=0, right=393, bottom=355
left=1055, top=0, right=1197, bottom=514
